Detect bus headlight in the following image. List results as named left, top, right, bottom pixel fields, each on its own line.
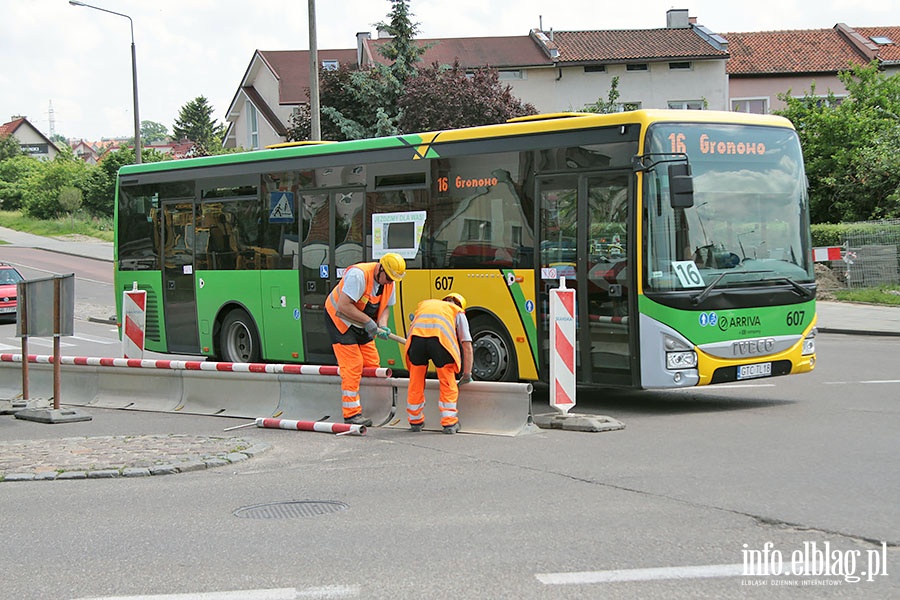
left=666, top=350, right=698, bottom=370
left=802, top=327, right=817, bottom=356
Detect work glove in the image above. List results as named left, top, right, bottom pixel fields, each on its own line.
left=363, top=320, right=379, bottom=340
left=459, top=373, right=473, bottom=385
left=376, top=326, right=392, bottom=340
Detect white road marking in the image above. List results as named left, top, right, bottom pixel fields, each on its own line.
left=71, top=585, right=359, bottom=600
left=536, top=563, right=745, bottom=584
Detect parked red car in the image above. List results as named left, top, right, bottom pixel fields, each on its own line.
left=0, top=263, right=24, bottom=321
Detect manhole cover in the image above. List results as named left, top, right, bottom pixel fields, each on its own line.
left=233, top=500, right=349, bottom=519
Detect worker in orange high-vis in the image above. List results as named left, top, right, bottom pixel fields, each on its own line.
left=325, top=253, right=406, bottom=426
left=404, top=293, right=473, bottom=434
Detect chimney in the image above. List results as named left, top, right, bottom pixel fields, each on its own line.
left=356, top=31, right=371, bottom=67
left=666, top=9, right=690, bottom=29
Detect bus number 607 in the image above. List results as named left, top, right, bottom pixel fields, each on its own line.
left=786, top=310, right=805, bottom=326
left=435, top=276, right=454, bottom=290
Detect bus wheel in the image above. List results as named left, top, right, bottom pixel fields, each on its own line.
left=219, top=309, right=261, bottom=363
left=470, top=316, right=516, bottom=382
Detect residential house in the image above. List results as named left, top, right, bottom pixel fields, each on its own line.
left=70, top=139, right=100, bottom=164
left=223, top=9, right=730, bottom=148
left=0, top=116, right=59, bottom=160
left=725, top=24, right=900, bottom=114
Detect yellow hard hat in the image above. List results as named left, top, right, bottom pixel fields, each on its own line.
left=379, top=252, right=406, bottom=281
left=443, top=292, right=467, bottom=311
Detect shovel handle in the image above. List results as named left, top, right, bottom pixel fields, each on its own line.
left=336, top=310, right=407, bottom=345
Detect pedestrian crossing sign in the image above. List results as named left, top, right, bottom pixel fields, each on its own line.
left=269, top=192, right=295, bottom=223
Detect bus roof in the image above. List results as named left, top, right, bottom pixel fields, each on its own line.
left=118, top=109, right=795, bottom=177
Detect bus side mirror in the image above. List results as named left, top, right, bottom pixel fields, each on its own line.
left=668, top=163, right=694, bottom=209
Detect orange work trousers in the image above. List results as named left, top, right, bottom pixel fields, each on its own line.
left=406, top=362, right=459, bottom=428
left=333, top=341, right=380, bottom=419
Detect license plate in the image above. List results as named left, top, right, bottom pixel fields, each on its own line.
left=737, top=362, right=772, bottom=380
left=0, top=307, right=15, bottom=313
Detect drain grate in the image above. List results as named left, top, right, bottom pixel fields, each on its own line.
left=233, top=500, right=350, bottom=519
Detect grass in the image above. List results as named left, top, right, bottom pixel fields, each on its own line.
left=0, top=210, right=114, bottom=243
left=832, top=286, right=900, bottom=306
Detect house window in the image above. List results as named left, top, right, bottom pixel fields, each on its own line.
left=498, top=70, right=524, bottom=80
left=669, top=61, right=692, bottom=70
left=731, top=98, right=768, bottom=114
left=464, top=219, right=491, bottom=241
left=584, top=65, right=606, bottom=73
left=246, top=101, right=259, bottom=149
left=626, top=63, right=648, bottom=71
left=511, top=225, right=522, bottom=246
left=668, top=100, right=703, bottom=110
left=322, top=60, right=339, bottom=71
left=618, top=102, right=641, bottom=112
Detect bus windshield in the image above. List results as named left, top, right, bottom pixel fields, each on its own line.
left=643, top=122, right=813, bottom=293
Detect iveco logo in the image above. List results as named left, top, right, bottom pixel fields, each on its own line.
left=732, top=338, right=776, bottom=356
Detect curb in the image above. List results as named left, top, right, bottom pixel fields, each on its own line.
left=0, top=437, right=271, bottom=483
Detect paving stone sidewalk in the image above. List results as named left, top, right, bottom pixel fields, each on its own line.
left=0, top=434, right=271, bottom=482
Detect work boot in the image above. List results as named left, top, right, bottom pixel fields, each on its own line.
left=345, top=414, right=373, bottom=427
left=409, top=422, right=424, bottom=432
left=442, top=422, right=460, bottom=434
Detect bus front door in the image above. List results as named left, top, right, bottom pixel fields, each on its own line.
left=538, top=172, right=636, bottom=386
left=161, top=201, right=201, bottom=353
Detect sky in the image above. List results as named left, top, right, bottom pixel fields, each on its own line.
left=2, top=0, right=897, bottom=142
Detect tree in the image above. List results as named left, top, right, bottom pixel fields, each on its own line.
left=0, top=134, right=23, bottom=160
left=58, top=186, right=83, bottom=229
left=20, top=147, right=90, bottom=220
left=582, top=77, right=621, bottom=114
left=373, top=0, right=427, bottom=84
left=141, top=120, right=169, bottom=145
left=398, top=62, right=537, bottom=132
left=775, top=63, right=900, bottom=223
left=0, top=154, right=40, bottom=211
left=172, top=96, right=225, bottom=155
left=315, top=0, right=424, bottom=141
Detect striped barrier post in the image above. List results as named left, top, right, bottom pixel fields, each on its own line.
left=255, top=417, right=366, bottom=436
left=122, top=283, right=146, bottom=359
left=549, top=277, right=576, bottom=414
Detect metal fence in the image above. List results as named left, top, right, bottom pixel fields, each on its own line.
left=828, top=219, right=900, bottom=288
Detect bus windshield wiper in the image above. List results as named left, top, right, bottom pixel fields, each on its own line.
left=690, top=270, right=768, bottom=305
left=767, top=275, right=816, bottom=300
left=690, top=270, right=814, bottom=305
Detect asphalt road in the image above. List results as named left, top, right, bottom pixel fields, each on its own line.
left=1, top=331, right=897, bottom=600
left=1, top=248, right=897, bottom=599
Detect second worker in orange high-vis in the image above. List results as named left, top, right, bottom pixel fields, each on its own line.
left=404, top=293, right=474, bottom=434
left=324, top=253, right=407, bottom=427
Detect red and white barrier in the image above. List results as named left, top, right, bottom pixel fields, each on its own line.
left=122, top=285, right=146, bottom=359
left=0, top=353, right=391, bottom=378
left=549, top=277, right=576, bottom=414
left=812, top=246, right=842, bottom=262
left=254, top=417, right=366, bottom=436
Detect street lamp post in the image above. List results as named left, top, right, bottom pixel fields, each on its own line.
left=69, top=0, right=141, bottom=164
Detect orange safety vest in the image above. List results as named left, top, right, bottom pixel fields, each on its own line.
left=404, top=299, right=464, bottom=369
left=325, top=262, right=394, bottom=334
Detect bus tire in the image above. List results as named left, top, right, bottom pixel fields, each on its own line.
left=469, top=315, right=517, bottom=382
left=219, top=308, right=261, bottom=364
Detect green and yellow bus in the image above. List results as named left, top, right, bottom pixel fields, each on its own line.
left=114, top=109, right=817, bottom=388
